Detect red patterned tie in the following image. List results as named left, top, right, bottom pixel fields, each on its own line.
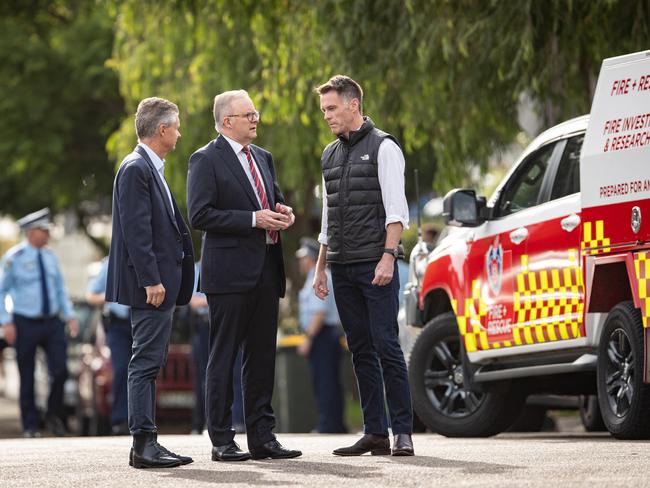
left=242, top=145, right=278, bottom=243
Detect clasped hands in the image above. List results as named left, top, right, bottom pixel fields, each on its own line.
left=256, top=203, right=295, bottom=231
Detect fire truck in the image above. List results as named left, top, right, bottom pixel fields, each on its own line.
left=404, top=50, right=650, bottom=438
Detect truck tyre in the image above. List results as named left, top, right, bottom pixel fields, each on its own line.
left=578, top=395, right=606, bottom=432
left=597, top=301, right=650, bottom=439
left=408, top=312, right=524, bottom=437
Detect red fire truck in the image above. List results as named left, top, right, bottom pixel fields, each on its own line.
left=405, top=50, right=650, bottom=438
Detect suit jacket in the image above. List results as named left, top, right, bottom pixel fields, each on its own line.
left=187, top=135, right=286, bottom=297
left=106, top=145, right=194, bottom=310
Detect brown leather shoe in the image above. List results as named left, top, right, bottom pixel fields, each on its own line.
left=333, top=434, right=391, bottom=456
left=392, top=434, right=414, bottom=456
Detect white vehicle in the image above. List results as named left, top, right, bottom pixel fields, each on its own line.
left=404, top=50, right=650, bottom=438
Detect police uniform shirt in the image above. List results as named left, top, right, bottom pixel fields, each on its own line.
left=87, top=258, right=130, bottom=320
left=0, top=242, right=75, bottom=324
left=191, top=262, right=209, bottom=318
left=298, top=267, right=341, bottom=331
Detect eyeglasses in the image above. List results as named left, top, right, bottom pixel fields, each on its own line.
left=227, top=110, right=260, bottom=122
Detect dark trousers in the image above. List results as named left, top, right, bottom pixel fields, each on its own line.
left=105, top=316, right=132, bottom=426
left=191, top=321, right=245, bottom=433
left=308, top=326, right=346, bottom=433
left=14, top=315, right=68, bottom=432
left=330, top=260, right=413, bottom=435
left=205, top=248, right=280, bottom=448
left=128, top=307, right=173, bottom=435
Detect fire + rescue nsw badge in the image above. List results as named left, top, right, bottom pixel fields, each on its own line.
left=486, top=236, right=503, bottom=296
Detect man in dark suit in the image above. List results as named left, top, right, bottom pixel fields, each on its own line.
left=106, top=97, right=195, bottom=469
left=187, top=89, right=301, bottom=461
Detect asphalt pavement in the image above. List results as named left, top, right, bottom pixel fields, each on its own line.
left=1, top=431, right=650, bottom=487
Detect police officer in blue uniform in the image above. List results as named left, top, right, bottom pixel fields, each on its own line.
left=0, top=208, right=78, bottom=437
left=86, top=258, right=132, bottom=435
left=296, top=238, right=347, bottom=434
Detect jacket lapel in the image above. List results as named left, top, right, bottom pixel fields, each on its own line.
left=135, top=145, right=180, bottom=234
left=215, top=136, right=261, bottom=210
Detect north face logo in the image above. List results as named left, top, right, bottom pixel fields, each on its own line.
left=360, top=154, right=370, bottom=161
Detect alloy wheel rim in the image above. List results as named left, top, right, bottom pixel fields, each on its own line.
left=605, top=327, right=635, bottom=418
left=423, top=335, right=485, bottom=418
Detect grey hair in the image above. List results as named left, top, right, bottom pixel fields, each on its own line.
left=135, top=97, right=179, bottom=139
left=213, top=89, right=249, bottom=131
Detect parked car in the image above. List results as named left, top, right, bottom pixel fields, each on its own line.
left=403, top=50, right=650, bottom=438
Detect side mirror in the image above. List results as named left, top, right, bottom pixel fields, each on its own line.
left=442, top=189, right=487, bottom=227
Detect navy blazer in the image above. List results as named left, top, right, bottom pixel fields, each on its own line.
left=187, top=135, right=286, bottom=297
left=106, top=145, right=194, bottom=310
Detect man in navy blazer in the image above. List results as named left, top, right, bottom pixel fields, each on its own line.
left=187, top=90, right=301, bottom=461
left=106, top=97, right=195, bottom=469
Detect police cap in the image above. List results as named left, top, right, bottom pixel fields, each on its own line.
left=17, top=208, right=53, bottom=231
left=295, top=237, right=320, bottom=260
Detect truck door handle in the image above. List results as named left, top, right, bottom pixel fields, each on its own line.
left=509, top=227, right=528, bottom=245
left=561, top=214, right=581, bottom=232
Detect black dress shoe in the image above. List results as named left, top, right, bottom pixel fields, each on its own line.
left=250, top=439, right=302, bottom=460
left=23, top=429, right=41, bottom=439
left=130, top=444, right=193, bottom=466
left=212, top=441, right=252, bottom=462
left=333, top=434, right=390, bottom=456
left=392, top=434, right=415, bottom=456
left=131, top=433, right=182, bottom=469
left=45, top=415, right=66, bottom=437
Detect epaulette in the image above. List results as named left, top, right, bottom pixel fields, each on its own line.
left=2, top=243, right=26, bottom=270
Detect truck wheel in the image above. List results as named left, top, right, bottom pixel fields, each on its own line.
left=408, top=312, right=524, bottom=437
left=597, top=301, right=650, bottom=439
left=578, top=395, right=606, bottom=432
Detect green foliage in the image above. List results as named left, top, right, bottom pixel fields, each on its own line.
left=0, top=0, right=123, bottom=222
left=2, top=0, right=648, bottom=252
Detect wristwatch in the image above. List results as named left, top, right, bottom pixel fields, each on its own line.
left=383, top=247, right=399, bottom=258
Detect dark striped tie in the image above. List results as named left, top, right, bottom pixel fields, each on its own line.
left=37, top=249, right=50, bottom=317
left=242, top=146, right=278, bottom=243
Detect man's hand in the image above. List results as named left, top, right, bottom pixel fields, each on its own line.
left=67, top=318, right=79, bottom=338
left=275, top=203, right=295, bottom=228
left=297, top=337, right=311, bottom=356
left=312, top=268, right=329, bottom=300
left=3, top=323, right=16, bottom=345
left=255, top=209, right=291, bottom=231
left=145, top=283, right=166, bottom=308
left=372, top=254, right=395, bottom=286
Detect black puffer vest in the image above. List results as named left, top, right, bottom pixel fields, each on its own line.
left=322, top=117, right=398, bottom=264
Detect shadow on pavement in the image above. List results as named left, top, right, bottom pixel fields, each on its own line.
left=384, top=455, right=518, bottom=474
left=161, top=460, right=383, bottom=485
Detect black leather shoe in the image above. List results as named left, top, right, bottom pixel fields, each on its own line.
left=392, top=434, right=414, bottom=456
left=131, top=433, right=182, bottom=469
left=45, top=415, right=66, bottom=437
left=250, top=439, right=302, bottom=460
left=23, top=429, right=41, bottom=438
left=212, top=441, right=252, bottom=462
left=130, top=445, right=193, bottom=466
left=333, top=434, right=390, bottom=456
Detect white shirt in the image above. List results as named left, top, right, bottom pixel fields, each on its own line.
left=318, top=138, right=409, bottom=245
left=222, top=135, right=274, bottom=242
left=139, top=143, right=174, bottom=214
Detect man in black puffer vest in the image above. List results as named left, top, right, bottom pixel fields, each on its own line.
left=313, top=75, right=414, bottom=457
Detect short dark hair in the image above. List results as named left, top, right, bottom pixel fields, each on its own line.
left=316, top=75, right=363, bottom=111
left=135, top=97, right=179, bottom=139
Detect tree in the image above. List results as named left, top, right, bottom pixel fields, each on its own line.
left=107, top=0, right=649, bottom=218
left=0, top=0, right=124, bottom=249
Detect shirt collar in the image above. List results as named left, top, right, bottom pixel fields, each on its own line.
left=222, top=134, right=246, bottom=156
left=138, top=142, right=165, bottom=172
